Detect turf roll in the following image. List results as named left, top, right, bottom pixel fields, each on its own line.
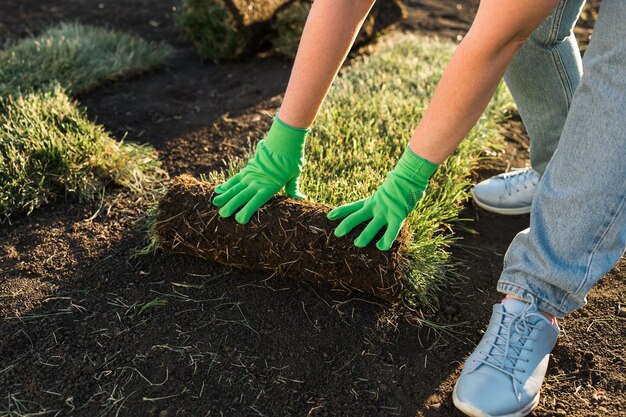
left=271, top=0, right=408, bottom=59
left=176, top=0, right=293, bottom=61
left=155, top=174, right=411, bottom=301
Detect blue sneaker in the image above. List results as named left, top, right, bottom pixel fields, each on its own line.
left=472, top=168, right=540, bottom=215
left=453, top=297, right=559, bottom=417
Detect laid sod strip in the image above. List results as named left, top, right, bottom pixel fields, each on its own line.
left=0, top=87, right=167, bottom=221
left=0, top=22, right=171, bottom=96
left=155, top=175, right=410, bottom=301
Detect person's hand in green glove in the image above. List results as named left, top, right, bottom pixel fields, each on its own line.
left=327, top=147, right=438, bottom=251
left=213, top=115, right=310, bottom=224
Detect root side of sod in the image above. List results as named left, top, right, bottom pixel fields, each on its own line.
left=155, top=174, right=410, bottom=301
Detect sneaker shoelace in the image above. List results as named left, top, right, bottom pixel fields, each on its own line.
left=502, top=168, right=539, bottom=195
left=474, top=296, right=545, bottom=389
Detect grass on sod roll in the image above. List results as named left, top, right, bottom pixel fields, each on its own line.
left=0, top=22, right=171, bottom=96
left=0, top=87, right=167, bottom=222
left=208, top=33, right=513, bottom=310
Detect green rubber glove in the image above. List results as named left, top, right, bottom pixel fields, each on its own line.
left=213, top=115, right=310, bottom=224
left=327, top=147, right=438, bottom=251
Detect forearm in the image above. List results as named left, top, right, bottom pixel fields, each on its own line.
left=409, top=0, right=559, bottom=164
left=278, top=0, right=376, bottom=128
left=408, top=35, right=520, bottom=163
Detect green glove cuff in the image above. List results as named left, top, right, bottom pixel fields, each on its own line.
left=392, top=147, right=439, bottom=210
left=396, top=146, right=439, bottom=187
left=263, top=115, right=310, bottom=159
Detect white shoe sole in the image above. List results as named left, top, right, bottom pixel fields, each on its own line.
left=471, top=190, right=532, bottom=216
left=452, top=385, right=540, bottom=417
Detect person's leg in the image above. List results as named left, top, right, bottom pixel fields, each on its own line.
left=497, top=0, right=626, bottom=318
left=471, top=0, right=585, bottom=215
left=505, top=0, right=585, bottom=175
left=455, top=1, right=626, bottom=414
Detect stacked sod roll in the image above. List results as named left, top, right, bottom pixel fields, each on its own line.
left=176, top=0, right=407, bottom=61
left=272, top=0, right=408, bottom=59
left=176, top=0, right=292, bottom=61
left=155, top=175, right=411, bottom=301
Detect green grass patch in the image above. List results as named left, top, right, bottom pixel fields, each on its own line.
left=0, top=87, right=167, bottom=221
left=0, top=22, right=171, bottom=96
left=211, top=33, right=512, bottom=310
left=0, top=23, right=171, bottom=221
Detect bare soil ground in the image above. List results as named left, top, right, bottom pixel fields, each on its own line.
left=2, top=1, right=624, bottom=417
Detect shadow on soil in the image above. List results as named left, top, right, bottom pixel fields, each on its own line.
left=0, top=21, right=532, bottom=415
left=0, top=176, right=530, bottom=417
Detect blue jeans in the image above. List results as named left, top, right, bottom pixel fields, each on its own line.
left=498, top=0, right=626, bottom=317
left=504, top=0, right=585, bottom=175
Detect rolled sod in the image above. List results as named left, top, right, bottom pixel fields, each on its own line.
left=360, top=0, right=408, bottom=44
left=177, top=0, right=292, bottom=61
left=155, top=174, right=411, bottom=301
left=178, top=0, right=407, bottom=61
left=272, top=0, right=408, bottom=59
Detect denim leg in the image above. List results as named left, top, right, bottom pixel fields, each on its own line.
left=504, top=0, right=585, bottom=175
left=498, top=0, right=626, bottom=318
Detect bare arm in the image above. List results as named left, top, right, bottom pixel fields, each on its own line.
left=328, top=0, right=564, bottom=250
left=277, top=0, right=376, bottom=128
left=408, top=0, right=559, bottom=164
left=213, top=0, right=376, bottom=223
